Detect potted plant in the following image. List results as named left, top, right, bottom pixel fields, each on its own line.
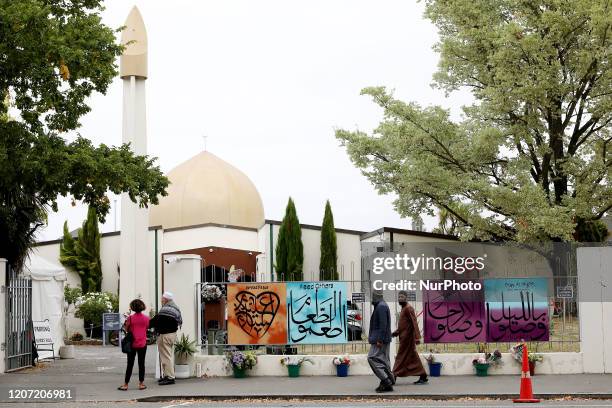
left=425, top=350, right=442, bottom=377
left=227, top=350, right=258, bottom=378
left=174, top=334, right=197, bottom=379
left=511, top=343, right=542, bottom=376
left=60, top=285, right=82, bottom=358
left=528, top=353, right=543, bottom=376
left=472, top=350, right=502, bottom=377
left=280, top=356, right=313, bottom=378
left=332, top=355, right=351, bottom=377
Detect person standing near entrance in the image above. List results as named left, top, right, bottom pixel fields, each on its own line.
left=367, top=289, right=394, bottom=393
left=149, top=291, right=182, bottom=385
left=392, top=290, right=428, bottom=384
left=118, top=299, right=149, bottom=391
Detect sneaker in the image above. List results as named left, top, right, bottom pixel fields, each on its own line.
left=157, top=377, right=166, bottom=383
left=159, top=378, right=175, bottom=385
left=413, top=378, right=428, bottom=385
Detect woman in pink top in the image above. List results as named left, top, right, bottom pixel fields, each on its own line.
left=118, top=299, right=149, bottom=391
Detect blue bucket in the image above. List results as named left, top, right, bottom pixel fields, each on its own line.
left=336, top=364, right=349, bottom=377
left=429, top=362, right=442, bottom=377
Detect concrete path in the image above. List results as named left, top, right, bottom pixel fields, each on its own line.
left=0, top=346, right=610, bottom=403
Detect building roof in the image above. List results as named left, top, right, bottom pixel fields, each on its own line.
left=149, top=151, right=265, bottom=230
left=360, top=226, right=459, bottom=241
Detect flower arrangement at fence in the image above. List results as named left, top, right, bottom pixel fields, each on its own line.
left=74, top=291, right=118, bottom=325
left=201, top=284, right=223, bottom=302
left=332, top=355, right=351, bottom=366
left=280, top=356, right=314, bottom=367
left=228, top=350, right=258, bottom=371
left=510, top=343, right=543, bottom=364
left=472, top=349, right=503, bottom=367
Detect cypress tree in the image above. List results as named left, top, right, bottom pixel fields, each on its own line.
left=275, top=197, right=303, bottom=281
left=319, top=200, right=338, bottom=280
left=59, top=207, right=102, bottom=292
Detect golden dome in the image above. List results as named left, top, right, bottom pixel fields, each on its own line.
left=150, top=151, right=265, bottom=230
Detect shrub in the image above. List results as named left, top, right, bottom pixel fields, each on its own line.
left=70, top=332, right=84, bottom=342
left=74, top=292, right=118, bottom=325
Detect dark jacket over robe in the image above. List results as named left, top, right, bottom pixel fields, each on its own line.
left=392, top=304, right=426, bottom=377
left=368, top=300, right=392, bottom=344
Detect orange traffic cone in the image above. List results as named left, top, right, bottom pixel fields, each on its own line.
left=513, top=343, right=540, bottom=403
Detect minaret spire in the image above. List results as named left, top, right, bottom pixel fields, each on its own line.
left=119, top=6, right=151, bottom=314
left=120, top=6, right=148, bottom=79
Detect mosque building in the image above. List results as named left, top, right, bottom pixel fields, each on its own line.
left=34, top=149, right=454, bottom=314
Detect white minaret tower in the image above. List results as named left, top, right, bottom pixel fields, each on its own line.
left=119, top=6, right=150, bottom=313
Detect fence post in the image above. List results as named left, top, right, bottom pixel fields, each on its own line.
left=0, top=258, right=6, bottom=373
left=577, top=246, right=612, bottom=373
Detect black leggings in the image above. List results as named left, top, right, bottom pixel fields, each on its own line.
left=125, top=347, right=147, bottom=384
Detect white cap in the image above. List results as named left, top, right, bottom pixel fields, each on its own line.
left=162, top=291, right=174, bottom=300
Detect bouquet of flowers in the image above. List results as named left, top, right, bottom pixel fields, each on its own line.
left=332, top=355, right=351, bottom=366
left=280, top=356, right=314, bottom=367
left=472, top=350, right=503, bottom=366
left=201, top=284, right=223, bottom=302
left=425, top=348, right=440, bottom=364
left=228, top=350, right=258, bottom=370
left=510, top=343, right=543, bottom=364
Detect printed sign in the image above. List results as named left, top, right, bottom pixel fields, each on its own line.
left=102, top=313, right=121, bottom=331
left=423, top=278, right=549, bottom=343
left=556, top=285, right=574, bottom=299
left=351, top=292, right=365, bottom=303
left=227, top=283, right=288, bottom=345
left=484, top=278, right=549, bottom=342
left=32, top=320, right=54, bottom=344
left=287, top=282, right=348, bottom=344
left=423, top=283, right=486, bottom=343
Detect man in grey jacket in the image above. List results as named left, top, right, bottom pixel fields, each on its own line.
left=367, top=289, right=394, bottom=392
left=150, top=292, right=182, bottom=385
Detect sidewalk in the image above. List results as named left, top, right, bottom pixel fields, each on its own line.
left=2, top=346, right=611, bottom=402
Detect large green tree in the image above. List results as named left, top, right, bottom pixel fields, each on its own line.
left=275, top=197, right=304, bottom=281
left=319, top=200, right=338, bottom=280
left=337, top=0, right=611, bottom=243
left=60, top=207, right=102, bottom=293
left=0, top=0, right=168, bottom=268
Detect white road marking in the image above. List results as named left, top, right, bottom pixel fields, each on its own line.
left=160, top=402, right=193, bottom=408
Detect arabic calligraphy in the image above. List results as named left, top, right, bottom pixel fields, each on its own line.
left=227, top=283, right=288, bottom=345
left=423, top=282, right=486, bottom=343
left=234, top=290, right=280, bottom=338
left=287, top=282, right=348, bottom=344
left=484, top=278, right=549, bottom=342
left=423, top=278, right=549, bottom=343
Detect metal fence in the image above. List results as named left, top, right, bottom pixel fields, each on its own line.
left=4, top=264, right=33, bottom=371
left=194, top=273, right=580, bottom=356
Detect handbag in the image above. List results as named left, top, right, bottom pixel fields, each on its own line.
left=121, top=317, right=133, bottom=354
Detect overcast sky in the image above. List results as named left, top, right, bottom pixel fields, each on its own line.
left=38, top=0, right=473, bottom=241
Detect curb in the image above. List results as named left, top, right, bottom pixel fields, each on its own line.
left=136, top=393, right=612, bottom=402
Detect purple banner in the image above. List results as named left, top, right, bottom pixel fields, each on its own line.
left=423, top=284, right=486, bottom=343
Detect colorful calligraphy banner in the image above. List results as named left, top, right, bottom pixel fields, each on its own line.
left=423, top=282, right=486, bottom=343
left=287, top=282, right=348, bottom=344
left=227, top=283, right=287, bottom=345
left=484, top=278, right=549, bottom=342
left=423, top=278, right=549, bottom=343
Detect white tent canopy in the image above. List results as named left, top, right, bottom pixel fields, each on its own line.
left=24, top=255, right=67, bottom=359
